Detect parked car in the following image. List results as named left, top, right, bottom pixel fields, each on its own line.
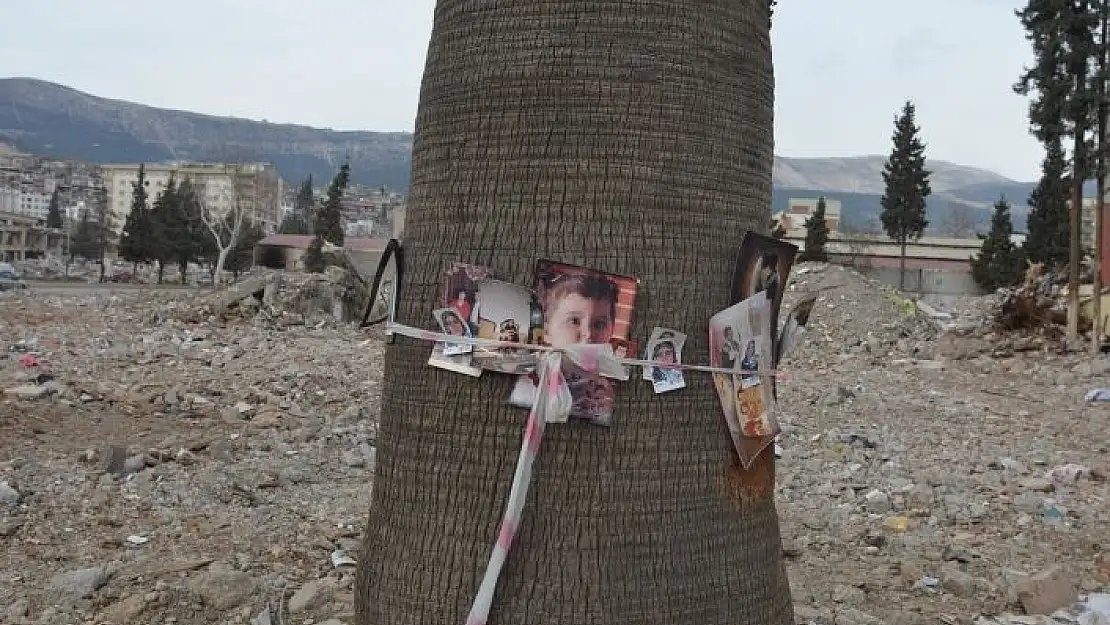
left=0, top=265, right=26, bottom=291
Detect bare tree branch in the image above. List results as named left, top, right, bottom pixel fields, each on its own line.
left=198, top=165, right=246, bottom=282
left=939, top=202, right=980, bottom=238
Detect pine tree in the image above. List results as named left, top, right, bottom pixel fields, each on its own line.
left=148, top=177, right=179, bottom=284
left=46, top=189, right=63, bottom=229
left=176, top=179, right=218, bottom=281
left=280, top=175, right=315, bottom=234
left=315, top=162, right=349, bottom=246
left=302, top=236, right=326, bottom=273
left=69, top=209, right=98, bottom=261
left=1015, top=0, right=1102, bottom=339
left=1024, top=138, right=1071, bottom=267
left=800, top=197, right=830, bottom=261
left=118, top=164, right=151, bottom=272
left=972, top=197, right=1027, bottom=291
left=880, top=101, right=932, bottom=289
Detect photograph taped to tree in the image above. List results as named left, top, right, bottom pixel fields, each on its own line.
left=644, top=328, right=685, bottom=393
left=709, top=294, right=778, bottom=468
left=472, top=279, right=540, bottom=374
left=610, top=337, right=638, bottom=378
left=730, top=232, right=798, bottom=350
left=444, top=262, right=491, bottom=333
left=509, top=260, right=638, bottom=425
left=432, top=307, right=473, bottom=356
left=427, top=263, right=491, bottom=376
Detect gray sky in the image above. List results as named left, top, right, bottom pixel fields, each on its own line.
left=1, top=0, right=1041, bottom=180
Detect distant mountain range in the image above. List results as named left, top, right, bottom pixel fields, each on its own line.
left=0, top=77, right=1051, bottom=234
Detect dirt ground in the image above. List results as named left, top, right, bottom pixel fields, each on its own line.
left=1, top=266, right=1108, bottom=625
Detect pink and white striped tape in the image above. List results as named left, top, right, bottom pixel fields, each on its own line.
left=381, top=321, right=778, bottom=624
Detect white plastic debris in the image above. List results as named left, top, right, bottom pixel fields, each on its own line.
left=330, top=549, right=356, bottom=568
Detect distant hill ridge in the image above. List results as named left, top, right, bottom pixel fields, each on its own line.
left=0, top=77, right=1042, bottom=232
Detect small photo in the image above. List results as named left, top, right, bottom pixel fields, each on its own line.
left=610, top=337, right=638, bottom=378
left=730, top=233, right=798, bottom=351
left=432, top=307, right=472, bottom=356
left=642, top=329, right=677, bottom=381
left=427, top=343, right=482, bottom=377
left=737, top=384, right=771, bottom=437
left=427, top=262, right=492, bottom=377
left=472, top=279, right=539, bottom=374
left=646, top=328, right=685, bottom=393
left=444, top=262, right=493, bottom=334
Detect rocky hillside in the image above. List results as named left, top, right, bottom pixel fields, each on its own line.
left=0, top=78, right=1037, bottom=232
left=0, top=78, right=413, bottom=188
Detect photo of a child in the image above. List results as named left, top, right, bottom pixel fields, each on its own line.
left=610, top=337, right=637, bottom=378
left=646, top=327, right=685, bottom=393
left=427, top=263, right=491, bottom=377
left=432, top=307, right=472, bottom=356
left=509, top=261, right=638, bottom=425
left=443, top=263, right=489, bottom=333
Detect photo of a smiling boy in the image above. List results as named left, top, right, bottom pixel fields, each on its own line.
left=509, top=261, right=637, bottom=425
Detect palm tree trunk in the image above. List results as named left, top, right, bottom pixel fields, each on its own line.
left=355, top=1, right=791, bottom=624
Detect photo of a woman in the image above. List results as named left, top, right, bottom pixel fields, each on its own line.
left=650, top=339, right=685, bottom=393
left=432, top=307, right=473, bottom=356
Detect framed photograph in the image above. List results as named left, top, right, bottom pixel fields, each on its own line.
left=509, top=260, right=638, bottom=426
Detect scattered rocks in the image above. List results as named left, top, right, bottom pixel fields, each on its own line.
left=47, top=566, right=111, bottom=601
left=187, top=565, right=258, bottom=610
left=864, top=489, right=891, bottom=514
left=288, top=578, right=334, bottom=614
left=0, top=480, right=20, bottom=505
left=1015, top=566, right=1078, bottom=616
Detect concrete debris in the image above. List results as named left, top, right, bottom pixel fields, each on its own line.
left=1014, top=566, right=1079, bottom=615
left=0, top=480, right=20, bottom=505
left=0, top=261, right=1106, bottom=625
left=47, top=566, right=112, bottom=601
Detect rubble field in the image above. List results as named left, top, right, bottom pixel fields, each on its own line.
left=1, top=264, right=1108, bottom=625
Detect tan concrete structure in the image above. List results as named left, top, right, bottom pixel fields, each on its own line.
left=776, top=196, right=842, bottom=234
left=0, top=210, right=52, bottom=261
left=101, top=162, right=282, bottom=232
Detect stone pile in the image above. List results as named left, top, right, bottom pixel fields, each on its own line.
left=777, top=263, right=1110, bottom=625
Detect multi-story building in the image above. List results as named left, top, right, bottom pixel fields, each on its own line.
left=0, top=210, right=57, bottom=261
left=101, top=162, right=282, bottom=232
left=18, top=191, right=51, bottom=220
left=0, top=187, right=52, bottom=220
left=775, top=196, right=842, bottom=235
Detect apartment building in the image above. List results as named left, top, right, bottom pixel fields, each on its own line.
left=0, top=187, right=52, bottom=220
left=101, top=162, right=282, bottom=232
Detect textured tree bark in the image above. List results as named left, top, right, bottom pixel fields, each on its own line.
left=355, top=1, right=791, bottom=624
